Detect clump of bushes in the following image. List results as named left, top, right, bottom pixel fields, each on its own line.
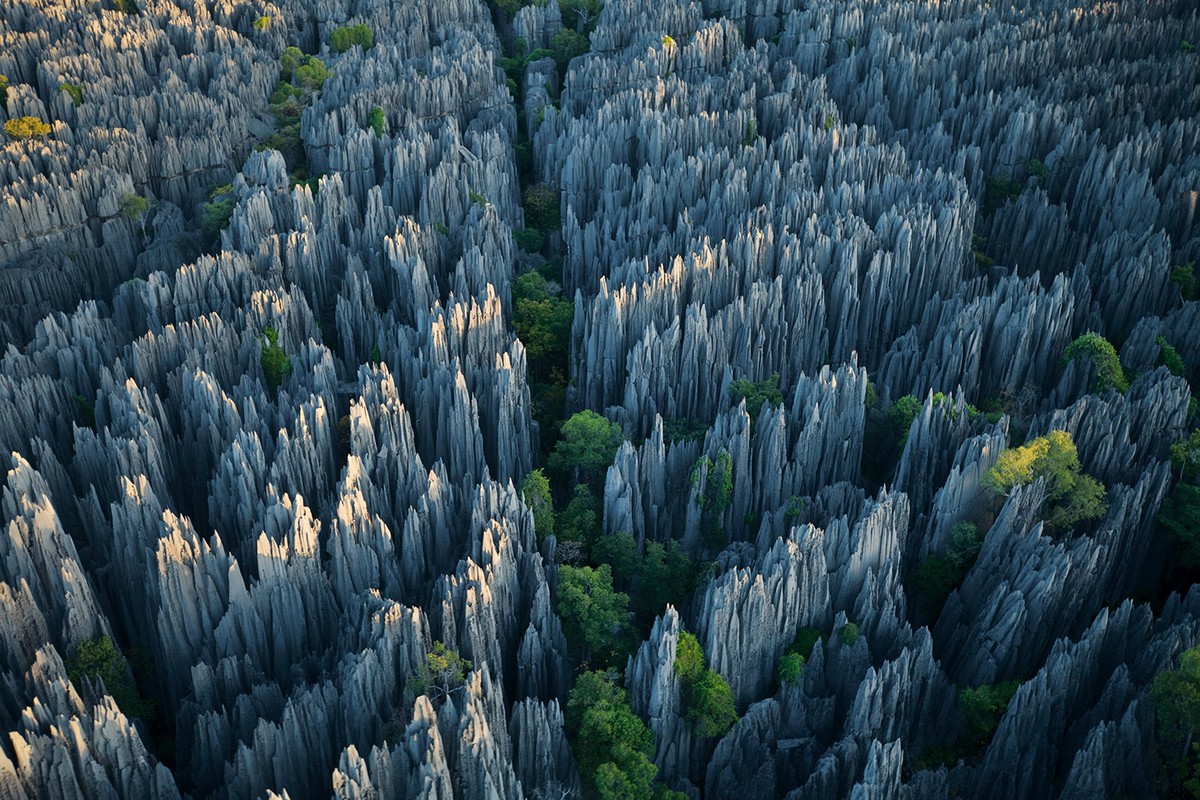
left=260, top=325, right=292, bottom=391
left=67, top=636, right=154, bottom=718
left=909, top=522, right=984, bottom=620
left=4, top=116, right=51, bottom=141
left=59, top=83, right=84, bottom=106
left=729, top=372, right=784, bottom=420
left=261, top=48, right=329, bottom=167
left=674, top=632, right=738, bottom=738
left=330, top=24, right=374, bottom=54
left=367, top=106, right=385, bottom=137
left=201, top=183, right=235, bottom=239
left=1063, top=332, right=1128, bottom=393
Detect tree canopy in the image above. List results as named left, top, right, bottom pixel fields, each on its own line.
left=982, top=430, right=1107, bottom=529
left=549, top=410, right=623, bottom=476
left=330, top=24, right=374, bottom=54
left=260, top=326, right=292, bottom=391
left=557, top=564, right=631, bottom=666
left=1160, top=484, right=1200, bottom=567
left=729, top=372, right=784, bottom=420
left=567, top=671, right=663, bottom=800
left=1151, top=647, right=1200, bottom=762
left=960, top=681, right=1020, bottom=750
left=512, top=271, right=573, bottom=377
left=673, top=631, right=737, bottom=739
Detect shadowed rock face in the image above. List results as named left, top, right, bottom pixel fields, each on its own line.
left=0, top=0, right=1198, bottom=797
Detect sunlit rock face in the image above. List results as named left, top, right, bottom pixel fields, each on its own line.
left=0, top=0, right=1197, bottom=797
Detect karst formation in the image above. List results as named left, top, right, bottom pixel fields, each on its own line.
left=1, top=0, right=1198, bottom=797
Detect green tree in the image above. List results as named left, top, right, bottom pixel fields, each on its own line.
left=279, top=48, right=330, bottom=92
left=729, top=373, right=784, bottom=420
left=947, top=521, right=983, bottom=569
left=778, top=652, right=804, bottom=686
left=1171, top=262, right=1197, bottom=301
left=367, top=106, right=385, bottom=137
left=959, top=681, right=1020, bottom=750
left=558, top=564, right=631, bottom=666
left=777, top=627, right=824, bottom=687
left=523, top=183, right=561, bottom=231
left=66, top=636, right=154, bottom=718
left=409, top=640, right=472, bottom=704
left=1171, top=431, right=1200, bottom=482
left=550, top=28, right=590, bottom=70
left=520, top=469, right=554, bottom=544
left=1152, top=647, right=1200, bottom=762
left=512, top=271, right=573, bottom=378
left=119, top=193, right=149, bottom=220
left=634, top=539, right=695, bottom=622
left=260, top=325, right=292, bottom=391
left=910, top=522, right=983, bottom=620
left=549, top=410, right=623, bottom=476
left=1157, top=336, right=1187, bottom=377
left=0, top=75, right=9, bottom=107
left=4, top=116, right=51, bottom=141
left=982, top=173, right=1021, bottom=216
left=594, top=531, right=641, bottom=588
left=119, top=192, right=150, bottom=237
left=559, top=484, right=601, bottom=549
left=673, top=632, right=737, bottom=739
left=1043, top=473, right=1106, bottom=528
left=982, top=430, right=1107, bottom=529
left=685, top=669, right=737, bottom=738
left=1063, top=332, right=1129, bottom=393
left=674, top=631, right=706, bottom=684
left=330, top=24, right=374, bottom=53
left=567, top=671, right=661, bottom=799
left=1160, top=484, right=1200, bottom=567
left=838, top=621, right=859, bottom=646
left=693, top=450, right=734, bottom=549
left=886, top=394, right=923, bottom=447
left=513, top=227, right=544, bottom=253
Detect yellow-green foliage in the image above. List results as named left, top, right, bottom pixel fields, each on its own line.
left=4, top=116, right=51, bottom=141
left=409, top=641, right=471, bottom=702
left=982, top=430, right=1107, bottom=528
